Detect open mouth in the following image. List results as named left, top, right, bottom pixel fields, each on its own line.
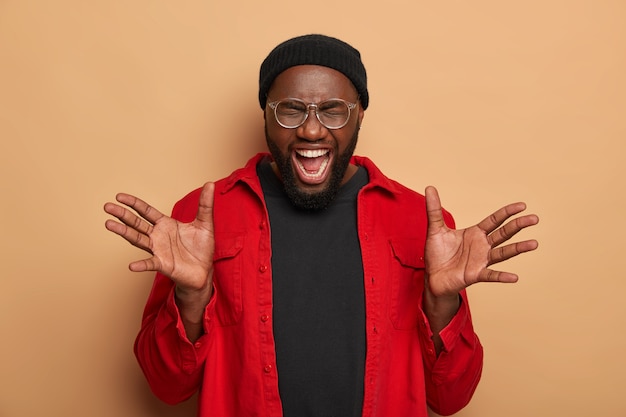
left=292, top=148, right=332, bottom=185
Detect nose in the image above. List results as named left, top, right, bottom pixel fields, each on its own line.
left=297, top=106, right=327, bottom=141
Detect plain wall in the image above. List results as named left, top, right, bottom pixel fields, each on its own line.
left=1, top=1, right=624, bottom=416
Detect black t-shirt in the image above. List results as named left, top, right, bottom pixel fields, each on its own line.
left=258, top=160, right=368, bottom=417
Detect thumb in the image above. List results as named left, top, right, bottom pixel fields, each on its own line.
left=425, top=186, right=446, bottom=234
left=195, top=182, right=215, bottom=227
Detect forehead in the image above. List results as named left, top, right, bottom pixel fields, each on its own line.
left=268, top=65, right=357, bottom=101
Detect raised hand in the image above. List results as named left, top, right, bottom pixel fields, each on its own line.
left=424, top=186, right=539, bottom=298
left=103, top=182, right=216, bottom=293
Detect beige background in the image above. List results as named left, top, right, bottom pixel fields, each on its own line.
left=1, top=1, right=624, bottom=416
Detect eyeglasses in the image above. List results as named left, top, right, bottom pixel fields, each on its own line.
left=267, top=97, right=358, bottom=130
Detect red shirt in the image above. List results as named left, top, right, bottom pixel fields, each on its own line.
left=134, top=153, right=483, bottom=417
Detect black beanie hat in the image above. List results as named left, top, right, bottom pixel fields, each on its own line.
left=258, top=34, right=369, bottom=110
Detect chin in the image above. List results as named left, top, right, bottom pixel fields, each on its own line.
left=264, top=123, right=360, bottom=211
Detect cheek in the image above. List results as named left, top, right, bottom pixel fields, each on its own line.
left=266, top=125, right=293, bottom=151
left=334, top=129, right=357, bottom=152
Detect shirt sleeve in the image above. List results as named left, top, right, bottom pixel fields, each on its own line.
left=418, top=290, right=484, bottom=416
left=133, top=273, right=211, bottom=404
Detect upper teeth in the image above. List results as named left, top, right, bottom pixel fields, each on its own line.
left=296, top=149, right=329, bottom=158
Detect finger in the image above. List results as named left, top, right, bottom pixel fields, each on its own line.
left=115, top=193, right=165, bottom=225
left=195, top=182, right=215, bottom=227
left=129, top=257, right=161, bottom=273
left=104, top=202, right=154, bottom=236
left=425, top=186, right=446, bottom=234
left=477, top=268, right=519, bottom=283
left=488, top=239, right=539, bottom=265
left=488, top=213, right=539, bottom=247
left=477, top=202, right=527, bottom=234
left=105, top=219, right=152, bottom=252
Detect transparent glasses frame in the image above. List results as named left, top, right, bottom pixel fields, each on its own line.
left=267, top=98, right=358, bottom=130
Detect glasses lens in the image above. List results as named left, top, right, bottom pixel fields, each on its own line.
left=317, top=100, right=350, bottom=129
left=275, top=100, right=307, bottom=128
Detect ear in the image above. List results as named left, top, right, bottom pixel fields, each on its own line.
left=357, top=104, right=365, bottom=126
left=263, top=107, right=269, bottom=122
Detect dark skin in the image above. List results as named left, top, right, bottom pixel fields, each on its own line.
left=263, top=66, right=363, bottom=194
left=423, top=186, right=539, bottom=353
left=104, top=65, right=539, bottom=350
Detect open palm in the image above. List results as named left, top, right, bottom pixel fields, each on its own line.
left=424, top=186, right=539, bottom=297
left=104, top=182, right=215, bottom=292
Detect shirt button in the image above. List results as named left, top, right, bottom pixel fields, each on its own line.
left=259, top=265, right=268, bottom=273
left=194, top=342, right=202, bottom=348
left=260, top=314, right=269, bottom=322
left=264, top=364, right=273, bottom=373
left=259, top=220, right=266, bottom=229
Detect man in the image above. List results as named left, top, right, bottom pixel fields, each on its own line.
left=104, top=34, right=539, bottom=417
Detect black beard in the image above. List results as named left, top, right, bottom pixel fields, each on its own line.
left=265, top=126, right=359, bottom=211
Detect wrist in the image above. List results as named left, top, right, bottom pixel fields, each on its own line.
left=175, top=283, right=212, bottom=300
left=175, top=285, right=212, bottom=318
left=423, top=284, right=461, bottom=321
left=174, top=285, right=212, bottom=342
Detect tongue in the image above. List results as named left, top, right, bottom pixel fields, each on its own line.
left=299, top=155, right=325, bottom=173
